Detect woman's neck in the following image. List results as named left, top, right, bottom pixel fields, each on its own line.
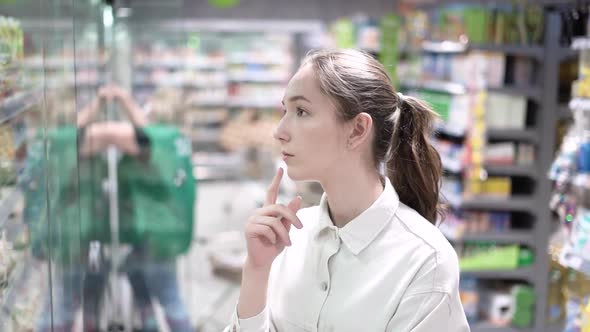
left=321, top=166, right=384, bottom=228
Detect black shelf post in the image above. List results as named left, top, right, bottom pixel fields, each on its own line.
left=535, top=10, right=561, bottom=332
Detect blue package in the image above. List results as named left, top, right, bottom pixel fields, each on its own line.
left=578, top=141, right=590, bottom=173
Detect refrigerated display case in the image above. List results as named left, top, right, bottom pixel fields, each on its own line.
left=0, top=0, right=106, bottom=330
left=0, top=1, right=200, bottom=331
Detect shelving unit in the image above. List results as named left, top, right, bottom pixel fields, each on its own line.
left=462, top=268, right=535, bottom=282
left=485, top=164, right=538, bottom=178
left=401, top=5, right=567, bottom=330
left=472, top=323, right=535, bottom=332
left=457, top=230, right=535, bottom=246
left=487, top=129, right=539, bottom=143
left=460, top=196, right=536, bottom=212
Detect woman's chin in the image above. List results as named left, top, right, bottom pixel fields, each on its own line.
left=285, top=167, right=307, bottom=182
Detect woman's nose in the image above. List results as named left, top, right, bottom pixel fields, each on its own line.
left=273, top=118, right=290, bottom=142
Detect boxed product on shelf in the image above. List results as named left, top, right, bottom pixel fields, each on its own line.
left=433, top=138, right=464, bottom=173
left=464, top=211, right=511, bottom=234
left=426, top=4, right=544, bottom=45
left=484, top=52, right=506, bottom=88
left=459, top=244, right=533, bottom=271
left=480, top=284, right=535, bottom=328
left=516, top=143, right=535, bottom=165
left=485, top=142, right=515, bottom=165
left=441, top=175, right=463, bottom=207
left=481, top=291, right=515, bottom=327
left=468, top=177, right=512, bottom=198
left=485, top=92, right=527, bottom=129
left=439, top=210, right=512, bottom=240
left=460, top=277, right=480, bottom=324
left=460, top=279, right=535, bottom=328
left=510, top=56, right=534, bottom=87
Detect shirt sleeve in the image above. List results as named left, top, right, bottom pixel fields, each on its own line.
left=386, top=291, right=471, bottom=332
left=223, top=304, right=280, bottom=332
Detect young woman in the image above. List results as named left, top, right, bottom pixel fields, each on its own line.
left=226, top=49, right=470, bottom=332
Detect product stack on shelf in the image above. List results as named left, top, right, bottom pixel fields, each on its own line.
left=548, top=32, right=590, bottom=331
left=374, top=2, right=574, bottom=330
left=0, top=15, right=47, bottom=332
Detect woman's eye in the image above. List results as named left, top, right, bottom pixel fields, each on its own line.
left=296, top=108, right=306, bottom=117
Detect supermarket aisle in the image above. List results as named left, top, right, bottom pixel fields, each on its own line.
left=176, top=181, right=265, bottom=331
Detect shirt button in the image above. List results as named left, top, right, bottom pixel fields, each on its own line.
left=320, top=281, right=329, bottom=291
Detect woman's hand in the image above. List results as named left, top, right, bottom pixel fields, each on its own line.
left=98, top=84, right=148, bottom=127
left=99, top=84, right=129, bottom=102
left=244, top=168, right=303, bottom=270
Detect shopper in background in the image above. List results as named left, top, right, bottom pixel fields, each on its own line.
left=226, top=49, right=470, bottom=331
left=29, top=85, right=195, bottom=332
left=84, top=84, right=195, bottom=332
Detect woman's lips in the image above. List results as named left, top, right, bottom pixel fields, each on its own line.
left=282, top=152, right=294, bottom=160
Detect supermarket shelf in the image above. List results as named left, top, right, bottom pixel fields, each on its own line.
left=227, top=58, right=291, bottom=66
left=461, top=267, right=533, bottom=281
left=470, top=43, right=543, bottom=58
left=421, top=40, right=468, bottom=53
left=560, top=47, right=579, bottom=61
left=487, top=128, right=538, bottom=143
left=0, top=91, right=42, bottom=125
left=400, top=79, right=466, bottom=95
left=133, top=80, right=226, bottom=89
left=187, top=101, right=227, bottom=108
left=488, top=85, right=541, bottom=101
left=484, top=164, right=537, bottom=178
left=450, top=231, right=534, bottom=245
left=19, top=59, right=107, bottom=70
left=472, top=323, right=533, bottom=332
left=0, top=189, right=20, bottom=229
left=460, top=196, right=535, bottom=212
left=155, top=19, right=324, bottom=34
left=227, top=99, right=280, bottom=109
left=134, top=61, right=225, bottom=70
left=227, top=75, right=287, bottom=83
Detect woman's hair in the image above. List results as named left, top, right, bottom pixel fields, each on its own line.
left=302, top=49, right=443, bottom=224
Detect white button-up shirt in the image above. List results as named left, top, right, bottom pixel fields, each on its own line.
left=226, top=178, right=470, bottom=332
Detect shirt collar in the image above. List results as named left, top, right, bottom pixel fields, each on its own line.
left=314, top=177, right=400, bottom=255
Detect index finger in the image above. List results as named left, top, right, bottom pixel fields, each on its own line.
left=265, top=168, right=284, bottom=206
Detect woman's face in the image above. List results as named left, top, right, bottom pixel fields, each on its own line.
left=274, top=64, right=351, bottom=182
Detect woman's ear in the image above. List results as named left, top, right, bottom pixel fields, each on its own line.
left=347, top=112, right=373, bottom=150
